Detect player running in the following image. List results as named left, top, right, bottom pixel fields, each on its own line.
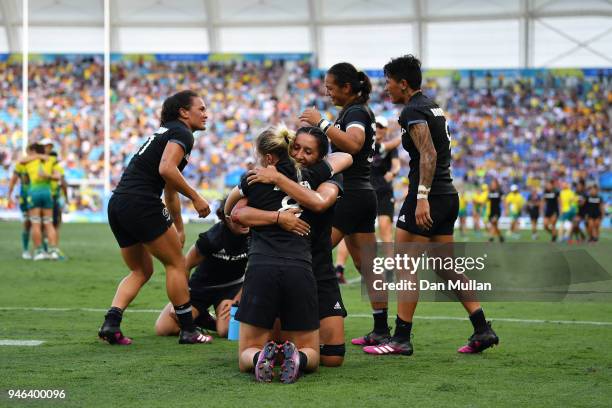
left=300, top=63, right=388, bottom=346
left=99, top=90, right=212, bottom=345
left=542, top=180, right=560, bottom=241
left=235, top=126, right=352, bottom=367
left=361, top=54, right=498, bottom=356
left=155, top=198, right=249, bottom=338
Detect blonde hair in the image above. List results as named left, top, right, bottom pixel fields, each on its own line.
left=255, top=124, right=301, bottom=177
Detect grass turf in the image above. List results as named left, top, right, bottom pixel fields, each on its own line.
left=0, top=222, right=611, bottom=407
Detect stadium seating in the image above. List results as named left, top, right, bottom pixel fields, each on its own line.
left=0, top=56, right=609, bottom=214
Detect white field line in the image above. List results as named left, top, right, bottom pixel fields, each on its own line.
left=0, top=340, right=44, bottom=346
left=1, top=307, right=612, bottom=326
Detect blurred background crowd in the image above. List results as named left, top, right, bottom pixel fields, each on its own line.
left=0, top=56, right=610, bottom=216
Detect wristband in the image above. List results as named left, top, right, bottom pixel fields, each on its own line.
left=318, top=119, right=332, bottom=134
left=418, top=184, right=431, bottom=193
left=417, top=193, right=429, bottom=200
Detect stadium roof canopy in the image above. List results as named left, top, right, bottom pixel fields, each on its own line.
left=0, top=0, right=611, bottom=68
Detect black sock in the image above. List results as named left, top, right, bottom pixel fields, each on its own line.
left=298, top=351, right=308, bottom=371
left=469, top=308, right=488, bottom=333
left=372, top=308, right=389, bottom=334
left=174, top=302, right=196, bottom=332
left=252, top=351, right=261, bottom=368
left=393, top=315, right=412, bottom=340
left=104, top=306, right=123, bottom=326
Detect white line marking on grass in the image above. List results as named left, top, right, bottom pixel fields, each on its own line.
left=350, top=314, right=612, bottom=326
left=0, top=340, right=44, bottom=346
left=2, top=307, right=612, bottom=327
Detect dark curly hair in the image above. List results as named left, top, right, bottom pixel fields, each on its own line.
left=383, top=54, right=422, bottom=90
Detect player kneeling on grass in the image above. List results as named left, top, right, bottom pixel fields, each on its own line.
left=225, top=125, right=348, bottom=383
left=233, top=126, right=352, bottom=367
left=155, top=198, right=249, bottom=338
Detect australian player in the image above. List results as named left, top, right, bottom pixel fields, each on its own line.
left=6, top=143, right=37, bottom=259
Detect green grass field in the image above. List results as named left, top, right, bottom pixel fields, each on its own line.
left=1, top=222, right=611, bottom=407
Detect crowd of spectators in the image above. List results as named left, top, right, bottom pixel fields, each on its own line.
left=0, top=56, right=609, bottom=214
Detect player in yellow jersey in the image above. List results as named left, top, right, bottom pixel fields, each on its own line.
left=7, top=143, right=37, bottom=259
left=558, top=181, right=577, bottom=242
left=22, top=139, right=62, bottom=260
left=504, top=185, right=525, bottom=238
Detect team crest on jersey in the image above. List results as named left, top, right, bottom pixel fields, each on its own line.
left=300, top=180, right=312, bottom=190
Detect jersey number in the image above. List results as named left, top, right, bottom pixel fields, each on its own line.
left=138, top=134, right=156, bottom=155
left=138, top=127, right=168, bottom=156
left=367, top=123, right=377, bottom=163
left=279, top=195, right=301, bottom=217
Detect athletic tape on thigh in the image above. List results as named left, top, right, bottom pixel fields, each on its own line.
left=42, top=216, right=53, bottom=224
left=320, top=343, right=346, bottom=357
left=30, top=216, right=42, bottom=223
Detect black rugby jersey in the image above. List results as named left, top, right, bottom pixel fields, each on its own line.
left=527, top=192, right=540, bottom=209
left=585, top=195, right=602, bottom=215
left=331, top=104, right=376, bottom=190
left=398, top=91, right=456, bottom=196
left=310, top=172, right=343, bottom=281
left=114, top=120, right=194, bottom=198
left=239, top=157, right=333, bottom=265
left=370, top=142, right=398, bottom=194
left=488, top=189, right=502, bottom=213
left=543, top=189, right=559, bottom=212
left=189, top=222, right=249, bottom=290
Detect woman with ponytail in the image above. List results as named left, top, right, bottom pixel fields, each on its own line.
left=224, top=125, right=342, bottom=383
left=300, top=63, right=387, bottom=347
